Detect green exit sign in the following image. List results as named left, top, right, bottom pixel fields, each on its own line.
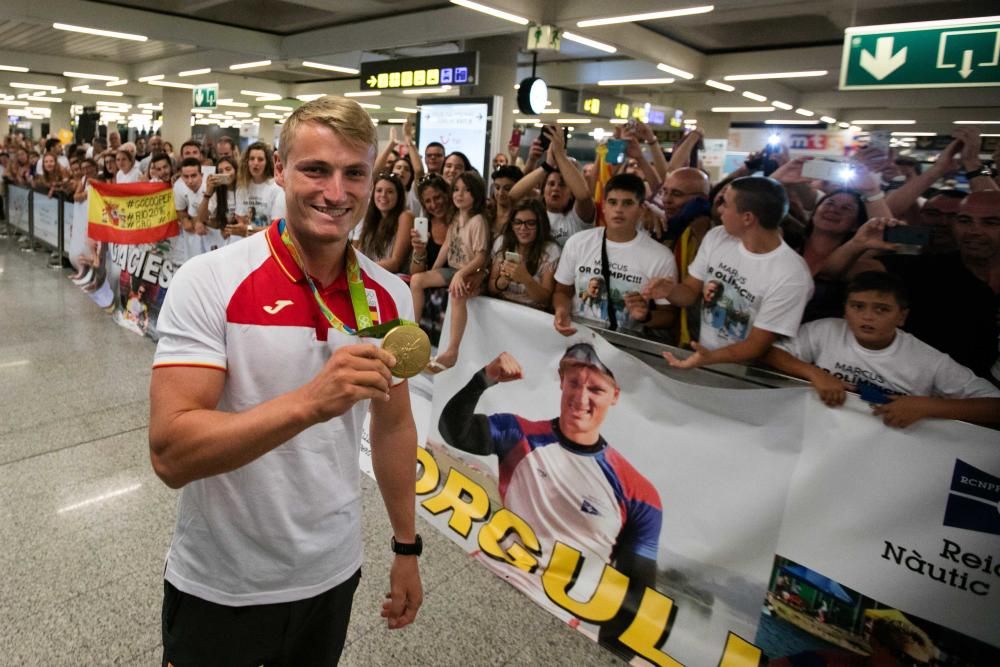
left=193, top=83, right=218, bottom=109
left=840, top=16, right=1000, bottom=90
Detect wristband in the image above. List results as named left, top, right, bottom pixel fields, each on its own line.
left=964, top=165, right=994, bottom=180
left=863, top=191, right=885, bottom=203
left=540, top=161, right=556, bottom=174
left=391, top=535, right=422, bottom=556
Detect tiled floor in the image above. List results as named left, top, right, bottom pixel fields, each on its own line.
left=0, top=235, right=623, bottom=666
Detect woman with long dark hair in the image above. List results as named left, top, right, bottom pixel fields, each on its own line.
left=196, top=156, right=239, bottom=250
left=487, top=198, right=560, bottom=310
left=408, top=174, right=452, bottom=276
left=354, top=173, right=414, bottom=272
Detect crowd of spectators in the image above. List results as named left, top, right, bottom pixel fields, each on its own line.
left=2, top=110, right=998, bottom=428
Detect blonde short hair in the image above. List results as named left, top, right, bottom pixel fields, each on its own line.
left=279, top=96, right=377, bottom=161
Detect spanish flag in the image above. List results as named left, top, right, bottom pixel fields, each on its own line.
left=87, top=181, right=179, bottom=244
left=592, top=142, right=615, bottom=227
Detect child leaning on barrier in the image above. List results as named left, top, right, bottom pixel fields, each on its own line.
left=763, top=271, right=1000, bottom=428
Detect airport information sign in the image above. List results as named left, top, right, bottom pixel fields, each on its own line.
left=360, top=52, right=478, bottom=91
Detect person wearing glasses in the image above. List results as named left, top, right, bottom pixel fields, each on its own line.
left=488, top=198, right=560, bottom=310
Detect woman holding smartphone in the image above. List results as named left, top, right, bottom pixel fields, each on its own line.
left=196, top=156, right=239, bottom=249
left=235, top=141, right=285, bottom=233
left=354, top=172, right=414, bottom=272
left=408, top=174, right=453, bottom=276
left=488, top=198, right=560, bottom=310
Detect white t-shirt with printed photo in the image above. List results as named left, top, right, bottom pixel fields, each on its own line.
left=554, top=227, right=676, bottom=332
left=688, top=226, right=813, bottom=350
left=236, top=179, right=286, bottom=230
left=206, top=190, right=239, bottom=249
left=778, top=318, right=1000, bottom=399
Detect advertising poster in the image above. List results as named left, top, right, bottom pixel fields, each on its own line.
left=372, top=298, right=1000, bottom=666
left=418, top=102, right=489, bottom=176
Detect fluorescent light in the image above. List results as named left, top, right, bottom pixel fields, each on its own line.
left=230, top=60, right=272, bottom=70
left=53, top=22, right=147, bottom=42
left=561, top=32, right=617, bottom=53
left=711, top=106, right=774, bottom=112
left=838, top=122, right=851, bottom=128
left=598, top=77, right=674, bottom=86
left=81, top=88, right=124, bottom=96
left=5, top=100, right=29, bottom=106
left=609, top=118, right=628, bottom=124
left=402, top=86, right=451, bottom=94
left=387, top=118, right=407, bottom=124
left=394, top=106, right=419, bottom=113
left=10, top=82, right=59, bottom=91
left=138, top=75, right=164, bottom=82
left=981, top=133, right=1000, bottom=137
left=556, top=118, right=592, bottom=124
left=849, top=125, right=862, bottom=132
left=845, top=16, right=1000, bottom=34
left=147, top=80, right=195, bottom=89
left=226, top=111, right=252, bottom=118
left=742, top=91, right=767, bottom=102
left=891, top=131, right=935, bottom=136
left=217, top=100, right=249, bottom=108
left=850, top=120, right=916, bottom=125
left=705, top=79, right=735, bottom=92
left=71, top=85, right=88, bottom=91
left=106, top=79, right=128, bottom=87
left=296, top=94, right=326, bottom=102
left=771, top=100, right=793, bottom=110
left=302, top=61, right=360, bottom=74
left=765, top=119, right=821, bottom=125
left=264, top=105, right=293, bottom=111
left=577, top=5, right=715, bottom=27
left=723, top=70, right=827, bottom=81
left=449, top=0, right=529, bottom=25
left=656, top=63, right=694, bottom=79
left=0, top=65, right=29, bottom=73
left=63, top=71, right=119, bottom=81
left=516, top=118, right=540, bottom=123
left=795, top=108, right=814, bottom=117
left=344, top=91, right=382, bottom=97
left=179, top=68, right=211, bottom=77
left=539, top=108, right=561, bottom=114
left=358, top=103, right=381, bottom=109
left=26, top=96, right=63, bottom=102
left=820, top=116, right=837, bottom=124
left=241, top=89, right=281, bottom=98
left=954, top=120, right=1000, bottom=124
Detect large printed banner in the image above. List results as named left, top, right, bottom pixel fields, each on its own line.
left=81, top=182, right=181, bottom=339
left=383, top=298, right=1000, bottom=666
left=87, top=181, right=178, bottom=244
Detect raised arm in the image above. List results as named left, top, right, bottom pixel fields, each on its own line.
left=954, top=126, right=999, bottom=192
left=545, top=125, right=595, bottom=222
left=885, top=140, right=961, bottom=216
left=438, top=354, right=523, bottom=455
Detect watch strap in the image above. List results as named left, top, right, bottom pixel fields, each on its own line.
left=965, top=165, right=993, bottom=180
left=391, top=535, right=423, bottom=556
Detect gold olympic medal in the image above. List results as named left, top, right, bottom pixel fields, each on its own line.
left=382, top=324, right=431, bottom=379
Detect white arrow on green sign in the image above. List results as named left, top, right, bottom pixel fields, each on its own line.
left=840, top=16, right=1000, bottom=89
left=192, top=83, right=219, bottom=109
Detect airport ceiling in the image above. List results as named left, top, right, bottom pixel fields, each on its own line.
left=1, top=0, right=998, bottom=132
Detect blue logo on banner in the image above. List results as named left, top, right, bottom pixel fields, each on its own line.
left=943, top=459, right=1000, bottom=536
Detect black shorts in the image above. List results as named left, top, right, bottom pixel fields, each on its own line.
left=162, top=568, right=361, bottom=666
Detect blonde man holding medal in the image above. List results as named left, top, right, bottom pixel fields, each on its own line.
left=149, top=96, right=428, bottom=665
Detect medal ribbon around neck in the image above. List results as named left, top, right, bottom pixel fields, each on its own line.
left=278, top=219, right=413, bottom=337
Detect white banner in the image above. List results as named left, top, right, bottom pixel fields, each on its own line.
left=364, top=298, right=1000, bottom=665
left=8, top=185, right=29, bottom=233
left=33, top=192, right=60, bottom=248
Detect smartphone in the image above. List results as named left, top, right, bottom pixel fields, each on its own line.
left=689, top=136, right=703, bottom=168
left=504, top=251, right=521, bottom=263
left=606, top=139, right=626, bottom=165
left=884, top=225, right=930, bottom=254
left=414, top=216, right=429, bottom=243
left=202, top=165, right=216, bottom=176
left=801, top=159, right=844, bottom=182
left=510, top=127, right=523, bottom=149
left=858, top=381, right=892, bottom=405
left=213, top=172, right=234, bottom=185
left=538, top=126, right=553, bottom=151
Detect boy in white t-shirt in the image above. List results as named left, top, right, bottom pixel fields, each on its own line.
left=765, top=271, right=1000, bottom=428
left=173, top=157, right=206, bottom=263
left=643, top=176, right=813, bottom=369
left=553, top=173, right=677, bottom=336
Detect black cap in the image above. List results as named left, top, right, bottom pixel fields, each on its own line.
left=559, top=342, right=616, bottom=382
